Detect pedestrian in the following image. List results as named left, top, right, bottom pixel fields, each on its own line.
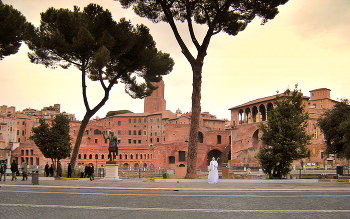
left=67, top=163, right=72, bottom=178
left=11, top=160, right=18, bottom=181
left=57, top=161, right=62, bottom=177
left=44, top=162, right=49, bottom=177
left=84, top=164, right=90, bottom=178
left=49, top=164, right=54, bottom=177
left=89, top=164, right=94, bottom=181
left=208, top=157, right=219, bottom=184
left=1, top=162, right=7, bottom=181
left=21, top=161, right=28, bottom=181
left=0, top=162, right=4, bottom=181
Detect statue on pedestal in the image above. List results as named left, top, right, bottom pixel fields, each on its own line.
left=103, top=131, right=118, bottom=161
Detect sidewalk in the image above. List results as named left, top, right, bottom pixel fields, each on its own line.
left=1, top=177, right=350, bottom=191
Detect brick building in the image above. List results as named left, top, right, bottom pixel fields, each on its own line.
left=3, top=85, right=342, bottom=174
left=68, top=81, right=230, bottom=171
left=1, top=104, right=75, bottom=166
left=4, top=81, right=229, bottom=173
left=228, top=88, right=338, bottom=169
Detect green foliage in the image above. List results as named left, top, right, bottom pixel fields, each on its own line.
left=118, top=0, right=289, bottom=35
left=30, top=114, right=72, bottom=162
left=26, top=3, right=174, bottom=99
left=26, top=3, right=174, bottom=168
left=0, top=0, right=29, bottom=59
left=256, top=86, right=311, bottom=179
left=317, top=99, right=350, bottom=159
left=106, top=110, right=133, bottom=117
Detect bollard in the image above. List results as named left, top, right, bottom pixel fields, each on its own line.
left=32, top=171, right=39, bottom=185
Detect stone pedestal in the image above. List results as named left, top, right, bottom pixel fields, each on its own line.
left=103, top=161, right=121, bottom=181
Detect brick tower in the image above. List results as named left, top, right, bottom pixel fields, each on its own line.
left=144, top=80, right=166, bottom=113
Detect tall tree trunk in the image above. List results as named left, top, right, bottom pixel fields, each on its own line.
left=185, top=62, right=202, bottom=179
left=70, top=112, right=94, bottom=170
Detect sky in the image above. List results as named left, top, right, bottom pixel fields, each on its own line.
left=1, top=0, right=350, bottom=121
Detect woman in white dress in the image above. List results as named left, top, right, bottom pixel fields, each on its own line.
left=208, top=157, right=219, bottom=184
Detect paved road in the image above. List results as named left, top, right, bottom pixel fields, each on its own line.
left=1, top=178, right=350, bottom=218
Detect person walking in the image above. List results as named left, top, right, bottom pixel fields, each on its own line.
left=67, top=163, right=72, bottom=178
left=84, top=164, right=90, bottom=178
left=0, top=162, right=4, bottom=181
left=1, top=162, right=7, bottom=181
left=49, top=164, right=54, bottom=177
left=57, top=161, right=62, bottom=177
left=10, top=160, right=18, bottom=181
left=21, top=161, right=28, bottom=181
left=44, top=162, right=49, bottom=177
left=208, top=157, right=219, bottom=184
left=89, top=164, right=94, bottom=181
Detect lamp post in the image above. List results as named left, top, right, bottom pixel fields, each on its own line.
left=139, top=160, right=142, bottom=178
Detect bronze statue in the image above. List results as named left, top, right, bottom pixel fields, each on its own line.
left=103, top=131, right=118, bottom=161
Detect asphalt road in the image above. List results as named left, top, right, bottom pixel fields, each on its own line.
left=1, top=183, right=350, bottom=219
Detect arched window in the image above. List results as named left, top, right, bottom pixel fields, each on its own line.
left=78, top=154, right=81, bottom=159
left=89, top=154, right=92, bottom=159
left=95, top=154, right=98, bottom=159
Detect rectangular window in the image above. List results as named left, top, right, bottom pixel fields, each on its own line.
left=144, top=118, right=147, bottom=123
left=138, top=139, right=141, bottom=144
left=157, top=138, right=159, bottom=142
left=138, top=130, right=141, bottom=135
left=128, top=130, right=131, bottom=135
left=133, top=139, right=137, bottom=144
left=118, top=121, right=121, bottom=126
left=217, top=135, right=222, bottom=144
left=138, top=118, right=141, bottom=123
left=95, top=139, right=98, bottom=144
left=17, top=130, right=20, bottom=135
left=118, top=130, right=121, bottom=135
left=133, top=130, right=137, bottom=135
left=143, top=131, right=147, bottom=135
left=179, top=151, right=186, bottom=162
left=169, top=156, right=175, bottom=164
left=134, top=118, right=137, bottom=123
left=128, top=119, right=131, bottom=123
left=128, top=139, right=131, bottom=144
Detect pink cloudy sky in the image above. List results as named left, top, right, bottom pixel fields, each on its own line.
left=1, top=0, right=349, bottom=120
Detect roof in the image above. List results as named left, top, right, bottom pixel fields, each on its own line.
left=229, top=94, right=310, bottom=110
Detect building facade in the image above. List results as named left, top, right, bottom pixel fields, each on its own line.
left=228, top=88, right=338, bottom=169
left=2, top=86, right=342, bottom=174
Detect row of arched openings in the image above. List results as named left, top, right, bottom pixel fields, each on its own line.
left=238, top=103, right=273, bottom=124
